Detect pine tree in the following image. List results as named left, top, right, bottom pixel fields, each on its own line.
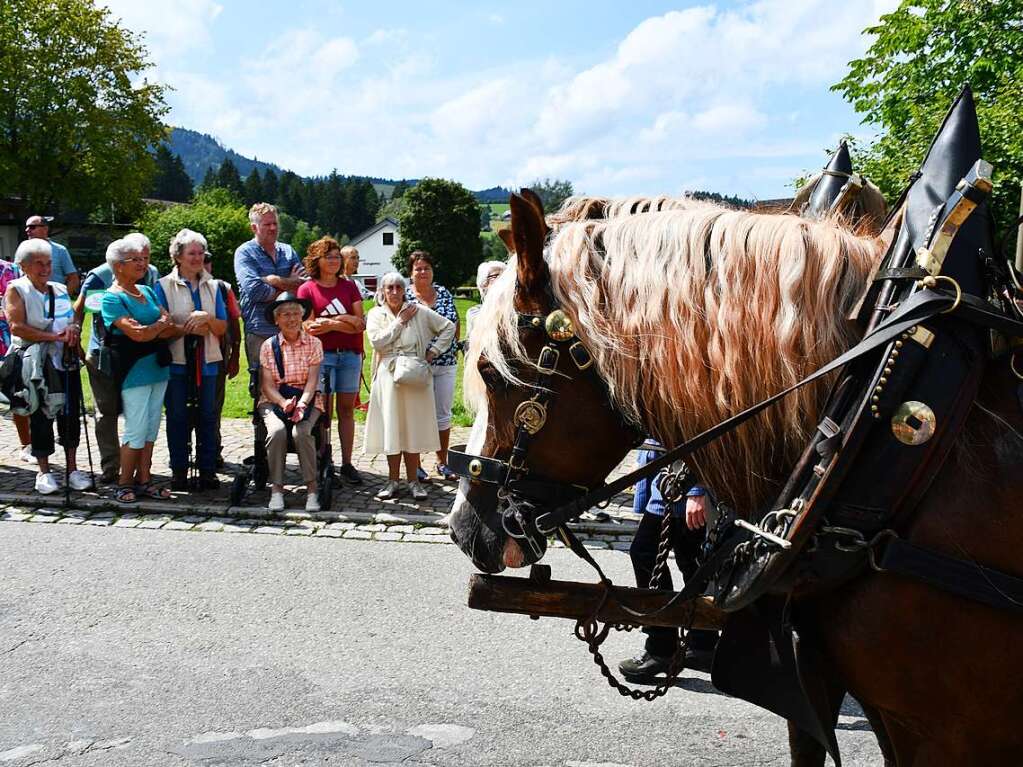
left=242, top=168, right=263, bottom=206
left=216, top=158, right=244, bottom=198
left=150, top=144, right=193, bottom=202
left=261, top=168, right=279, bottom=204
left=200, top=165, right=217, bottom=191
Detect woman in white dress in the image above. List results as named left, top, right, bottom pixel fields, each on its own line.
left=364, top=272, right=454, bottom=501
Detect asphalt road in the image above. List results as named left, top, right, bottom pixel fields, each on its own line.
left=0, top=524, right=882, bottom=766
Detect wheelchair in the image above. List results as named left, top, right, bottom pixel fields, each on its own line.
left=229, top=364, right=335, bottom=509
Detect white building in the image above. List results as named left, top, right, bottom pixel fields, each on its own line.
left=348, top=217, right=399, bottom=291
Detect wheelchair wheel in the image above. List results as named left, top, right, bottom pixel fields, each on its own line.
left=230, top=474, right=248, bottom=506
left=319, top=463, right=335, bottom=509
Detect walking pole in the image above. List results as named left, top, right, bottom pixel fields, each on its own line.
left=78, top=359, right=96, bottom=490
left=62, top=346, right=72, bottom=510
left=184, top=335, right=201, bottom=489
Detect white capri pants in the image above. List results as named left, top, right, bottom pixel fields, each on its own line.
left=431, top=364, right=457, bottom=431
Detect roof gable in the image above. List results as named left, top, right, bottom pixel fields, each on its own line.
left=349, top=217, right=399, bottom=246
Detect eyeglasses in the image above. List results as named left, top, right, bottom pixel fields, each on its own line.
left=122, top=256, right=147, bottom=264
left=25, top=224, right=44, bottom=230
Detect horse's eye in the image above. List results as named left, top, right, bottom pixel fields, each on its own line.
left=478, top=363, right=504, bottom=390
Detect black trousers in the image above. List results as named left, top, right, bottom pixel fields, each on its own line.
left=630, top=511, right=718, bottom=657
left=30, top=371, right=82, bottom=459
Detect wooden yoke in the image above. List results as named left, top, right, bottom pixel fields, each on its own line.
left=467, top=565, right=725, bottom=630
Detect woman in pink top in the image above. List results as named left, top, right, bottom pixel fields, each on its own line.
left=297, top=237, right=366, bottom=483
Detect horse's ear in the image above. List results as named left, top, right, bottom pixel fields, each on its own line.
left=510, top=192, right=548, bottom=293
left=497, top=227, right=515, bottom=254
left=519, top=188, right=547, bottom=218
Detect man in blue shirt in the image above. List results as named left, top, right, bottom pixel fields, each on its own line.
left=618, top=440, right=719, bottom=680
left=25, top=215, right=79, bottom=295
left=233, top=202, right=304, bottom=371
left=72, top=233, right=159, bottom=483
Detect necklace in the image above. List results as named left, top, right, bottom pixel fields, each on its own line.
left=118, top=283, right=142, bottom=298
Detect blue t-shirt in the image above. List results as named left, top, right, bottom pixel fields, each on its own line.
left=47, top=240, right=77, bottom=286
left=82, top=262, right=159, bottom=356
left=100, top=285, right=170, bottom=389
left=153, top=280, right=227, bottom=377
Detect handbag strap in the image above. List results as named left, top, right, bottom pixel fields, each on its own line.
left=271, top=334, right=285, bottom=379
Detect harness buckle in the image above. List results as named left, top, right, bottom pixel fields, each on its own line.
left=537, top=345, right=559, bottom=375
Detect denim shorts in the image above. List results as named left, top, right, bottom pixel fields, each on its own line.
left=321, top=350, right=362, bottom=394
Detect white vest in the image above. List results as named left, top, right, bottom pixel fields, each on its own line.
left=157, top=268, right=223, bottom=367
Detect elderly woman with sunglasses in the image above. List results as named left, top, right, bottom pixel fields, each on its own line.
left=155, top=229, right=228, bottom=491
left=101, top=238, right=175, bottom=503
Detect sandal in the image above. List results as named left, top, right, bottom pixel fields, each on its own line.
left=436, top=463, right=458, bottom=481
left=114, top=486, right=137, bottom=504
left=135, top=483, right=172, bottom=500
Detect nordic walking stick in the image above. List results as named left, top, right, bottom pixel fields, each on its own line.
left=61, top=347, right=72, bottom=510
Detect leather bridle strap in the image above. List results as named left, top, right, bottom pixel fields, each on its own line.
left=533, top=286, right=1004, bottom=533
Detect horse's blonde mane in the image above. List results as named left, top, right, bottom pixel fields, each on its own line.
left=467, top=201, right=883, bottom=512
left=548, top=194, right=724, bottom=226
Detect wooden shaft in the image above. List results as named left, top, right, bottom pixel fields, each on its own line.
left=467, top=572, right=726, bottom=630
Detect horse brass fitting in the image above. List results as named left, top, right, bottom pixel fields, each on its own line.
left=545, top=310, right=575, bottom=342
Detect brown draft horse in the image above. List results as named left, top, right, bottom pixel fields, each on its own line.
left=448, top=191, right=1023, bottom=765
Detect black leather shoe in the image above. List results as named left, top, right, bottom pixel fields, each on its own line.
left=618, top=651, right=673, bottom=680
left=171, top=470, right=189, bottom=491
left=339, top=463, right=363, bottom=485
left=198, top=472, right=219, bottom=491
left=684, top=646, right=715, bottom=674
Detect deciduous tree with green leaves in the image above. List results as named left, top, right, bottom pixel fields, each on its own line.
left=139, top=188, right=251, bottom=275
left=395, top=178, right=481, bottom=287
left=0, top=0, right=169, bottom=220
left=528, top=178, right=574, bottom=214
left=835, top=0, right=1023, bottom=242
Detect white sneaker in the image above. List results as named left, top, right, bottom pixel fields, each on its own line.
left=376, top=480, right=400, bottom=500
left=20, top=445, right=36, bottom=463
left=268, top=491, right=285, bottom=511
left=305, top=492, right=320, bottom=512
left=409, top=481, right=428, bottom=501
left=68, top=470, right=92, bottom=491
left=35, top=472, right=59, bottom=495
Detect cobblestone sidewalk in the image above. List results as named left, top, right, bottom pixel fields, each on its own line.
left=0, top=417, right=643, bottom=544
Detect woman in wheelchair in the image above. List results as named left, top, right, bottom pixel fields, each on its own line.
left=257, top=293, right=324, bottom=512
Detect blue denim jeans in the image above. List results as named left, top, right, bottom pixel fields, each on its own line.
left=164, top=371, right=219, bottom=472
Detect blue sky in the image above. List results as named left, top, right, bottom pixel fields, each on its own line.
left=103, top=0, right=898, bottom=200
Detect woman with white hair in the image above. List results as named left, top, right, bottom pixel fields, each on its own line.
left=364, top=271, right=454, bottom=500
left=464, top=260, right=506, bottom=343
left=155, top=229, right=227, bottom=491
left=4, top=239, right=90, bottom=494
left=101, top=238, right=174, bottom=503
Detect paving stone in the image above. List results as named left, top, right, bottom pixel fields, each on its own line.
left=163, top=521, right=196, bottom=531
left=326, top=522, right=356, bottom=530
left=84, top=515, right=115, bottom=526
left=220, top=522, right=254, bottom=533
left=417, top=526, right=446, bottom=535
left=253, top=525, right=286, bottom=535
left=180, top=515, right=207, bottom=524
left=403, top=533, right=450, bottom=544
left=356, top=523, right=387, bottom=532
left=114, top=517, right=142, bottom=528
left=610, top=542, right=632, bottom=551
left=388, top=525, right=416, bottom=534
left=374, top=532, right=403, bottom=542
left=56, top=516, right=85, bottom=525
left=342, top=530, right=372, bottom=540
left=581, top=539, right=609, bottom=550
left=195, top=521, right=225, bottom=532
left=314, top=528, right=346, bottom=538
left=284, top=526, right=314, bottom=536
left=2, top=510, right=32, bottom=522
left=28, top=513, right=59, bottom=523
left=136, top=519, right=168, bottom=529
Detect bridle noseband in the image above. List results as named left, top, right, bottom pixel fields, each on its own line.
left=447, top=296, right=640, bottom=559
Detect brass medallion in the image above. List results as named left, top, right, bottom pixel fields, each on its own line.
left=545, top=309, right=575, bottom=342
left=468, top=459, right=483, bottom=478
left=514, top=399, right=548, bottom=435
left=891, top=401, right=936, bottom=446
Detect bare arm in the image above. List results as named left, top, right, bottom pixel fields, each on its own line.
left=261, top=364, right=290, bottom=408
left=65, top=272, right=81, bottom=297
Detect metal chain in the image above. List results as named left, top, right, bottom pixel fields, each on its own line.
left=573, top=586, right=696, bottom=701
left=648, top=510, right=674, bottom=591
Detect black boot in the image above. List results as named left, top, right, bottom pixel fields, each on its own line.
left=171, top=469, right=189, bottom=491
left=198, top=472, right=219, bottom=491
left=618, top=651, right=673, bottom=680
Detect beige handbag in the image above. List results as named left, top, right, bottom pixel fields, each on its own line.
left=391, top=354, right=431, bottom=387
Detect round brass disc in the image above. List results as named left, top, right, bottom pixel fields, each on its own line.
left=468, top=458, right=483, bottom=477
left=891, top=401, right=936, bottom=446
left=514, top=399, right=548, bottom=435
left=545, top=309, right=575, bottom=342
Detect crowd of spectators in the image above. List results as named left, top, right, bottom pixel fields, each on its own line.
left=0, top=204, right=488, bottom=510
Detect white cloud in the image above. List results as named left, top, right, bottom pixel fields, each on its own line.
left=101, top=0, right=223, bottom=61
left=142, top=1, right=902, bottom=197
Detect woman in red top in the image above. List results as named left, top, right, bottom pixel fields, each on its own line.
left=297, top=237, right=366, bottom=483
